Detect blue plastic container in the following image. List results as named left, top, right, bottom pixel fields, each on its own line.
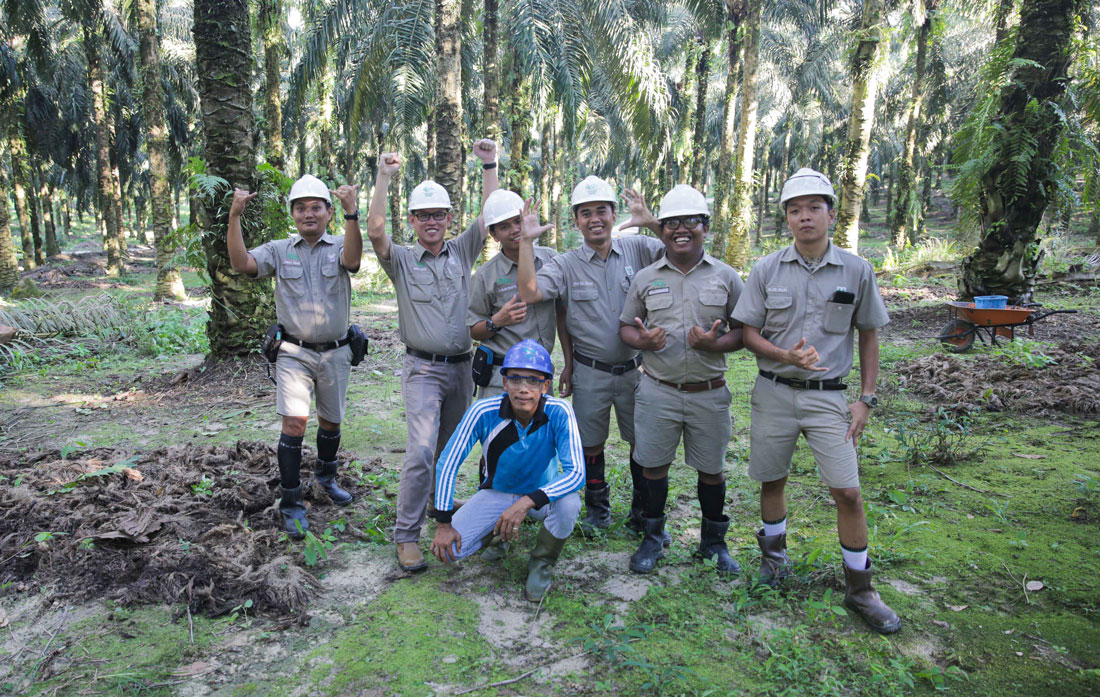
left=974, top=295, right=1008, bottom=309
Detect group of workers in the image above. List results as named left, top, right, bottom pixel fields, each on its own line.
left=226, top=138, right=901, bottom=635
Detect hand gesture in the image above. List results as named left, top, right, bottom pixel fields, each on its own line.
left=784, top=338, right=828, bottom=372
left=430, top=523, right=462, bottom=564
left=473, top=138, right=498, bottom=164
left=493, top=294, right=527, bottom=327
left=379, top=152, right=401, bottom=178
left=621, top=187, right=659, bottom=231
left=493, top=497, right=534, bottom=543
left=330, top=184, right=359, bottom=213
left=688, top=319, right=724, bottom=351
left=229, top=188, right=257, bottom=218
left=633, top=317, right=666, bottom=351
left=558, top=360, right=573, bottom=398
left=519, top=197, right=553, bottom=242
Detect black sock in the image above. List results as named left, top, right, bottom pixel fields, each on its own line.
left=277, top=433, right=304, bottom=489
left=317, top=427, right=341, bottom=463
left=642, top=475, right=668, bottom=518
left=585, top=452, right=606, bottom=489
left=629, top=457, right=645, bottom=490
left=697, top=480, right=727, bottom=521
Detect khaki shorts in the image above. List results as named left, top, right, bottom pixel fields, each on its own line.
left=275, top=342, right=352, bottom=423
left=748, top=374, right=859, bottom=488
left=570, top=360, right=641, bottom=448
left=633, top=374, right=732, bottom=475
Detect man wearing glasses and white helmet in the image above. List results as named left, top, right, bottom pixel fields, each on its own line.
left=365, top=138, right=500, bottom=572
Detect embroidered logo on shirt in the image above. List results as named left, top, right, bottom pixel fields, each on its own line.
left=647, top=287, right=671, bottom=296
left=496, top=277, right=512, bottom=285
left=766, top=286, right=788, bottom=293
left=625, top=265, right=634, bottom=276
left=287, top=253, right=299, bottom=261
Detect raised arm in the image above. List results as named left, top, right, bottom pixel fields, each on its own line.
left=366, top=153, right=400, bottom=261
left=331, top=184, right=362, bottom=271
left=473, top=138, right=499, bottom=209
left=517, top=198, right=551, bottom=304
left=227, top=188, right=259, bottom=276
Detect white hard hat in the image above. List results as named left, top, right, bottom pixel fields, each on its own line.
left=408, top=180, right=453, bottom=212
left=780, top=168, right=835, bottom=206
left=570, top=176, right=617, bottom=208
left=657, top=184, right=709, bottom=220
left=483, top=190, right=524, bottom=227
left=287, top=174, right=331, bottom=211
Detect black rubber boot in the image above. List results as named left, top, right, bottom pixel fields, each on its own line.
left=579, top=484, right=611, bottom=534
left=314, top=460, right=353, bottom=505
left=629, top=516, right=667, bottom=574
left=626, top=490, right=671, bottom=548
left=526, top=524, right=567, bottom=602
left=279, top=485, right=309, bottom=540
left=695, top=516, right=741, bottom=574
left=480, top=534, right=509, bottom=562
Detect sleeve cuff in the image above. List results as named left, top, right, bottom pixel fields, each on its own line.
left=526, top=490, right=550, bottom=510
left=430, top=509, right=454, bottom=524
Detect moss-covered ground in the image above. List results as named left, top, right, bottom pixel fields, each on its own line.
left=2, top=201, right=1099, bottom=696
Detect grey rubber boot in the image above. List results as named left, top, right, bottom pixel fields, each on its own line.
left=525, top=524, right=567, bottom=602
left=480, top=534, right=509, bottom=562
left=843, top=560, right=901, bottom=634
left=578, top=485, right=612, bottom=534
left=314, top=460, right=353, bottom=505
left=695, top=516, right=741, bottom=574
left=279, top=485, right=309, bottom=540
left=629, top=516, right=667, bottom=574
left=755, top=530, right=792, bottom=586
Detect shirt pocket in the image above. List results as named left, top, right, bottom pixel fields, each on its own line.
left=699, top=290, right=728, bottom=326
left=321, top=257, right=342, bottom=294
left=763, top=292, right=793, bottom=333
left=407, top=272, right=436, bottom=303
left=569, top=286, right=601, bottom=321
left=823, top=301, right=856, bottom=334
left=644, top=293, right=674, bottom=312
left=278, top=262, right=306, bottom=297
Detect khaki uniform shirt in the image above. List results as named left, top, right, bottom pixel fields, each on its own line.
left=381, top=220, right=485, bottom=355
left=467, top=246, right=558, bottom=357
left=732, top=242, right=889, bottom=381
left=620, top=254, right=744, bottom=383
left=250, top=233, right=357, bottom=344
left=535, top=235, right=664, bottom=364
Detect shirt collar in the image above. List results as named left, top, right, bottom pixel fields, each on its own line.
left=779, top=241, right=841, bottom=267
left=413, top=241, right=449, bottom=262
left=653, top=252, right=712, bottom=275
left=498, top=393, right=549, bottom=429
left=580, top=238, right=622, bottom=261
left=290, top=233, right=336, bottom=248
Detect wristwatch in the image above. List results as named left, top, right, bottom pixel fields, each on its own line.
left=858, top=394, right=878, bottom=408
left=485, top=318, right=499, bottom=333
left=344, top=211, right=359, bottom=220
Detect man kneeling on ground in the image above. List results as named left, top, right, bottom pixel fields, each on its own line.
left=429, top=340, right=585, bottom=602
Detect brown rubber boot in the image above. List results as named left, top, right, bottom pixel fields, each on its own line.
left=755, top=530, right=791, bottom=586
left=396, top=542, right=428, bottom=572
left=843, top=560, right=901, bottom=634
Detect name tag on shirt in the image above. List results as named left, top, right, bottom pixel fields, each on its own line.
left=647, top=287, right=671, bottom=296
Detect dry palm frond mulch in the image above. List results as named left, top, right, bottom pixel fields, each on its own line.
left=0, top=442, right=378, bottom=618
left=895, top=340, right=1100, bottom=415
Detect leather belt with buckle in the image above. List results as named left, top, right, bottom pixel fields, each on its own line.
left=573, top=350, right=641, bottom=376
left=407, top=347, right=473, bottom=363
left=282, top=332, right=351, bottom=353
left=759, top=370, right=846, bottom=391
left=645, top=371, right=726, bottom=393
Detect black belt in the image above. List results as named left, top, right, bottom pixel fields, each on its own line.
left=573, top=350, right=641, bottom=376
left=759, top=370, right=846, bottom=391
left=407, top=347, right=472, bottom=363
left=282, top=332, right=350, bottom=352
left=645, top=371, right=726, bottom=393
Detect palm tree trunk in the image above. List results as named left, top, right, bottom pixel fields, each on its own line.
left=317, top=68, right=336, bottom=181
left=959, top=0, right=1084, bottom=302
left=833, top=0, right=885, bottom=253
left=725, top=0, right=760, bottom=271
left=27, top=161, right=45, bottom=265
left=259, top=0, right=285, bottom=169
left=994, top=0, right=1016, bottom=43
left=0, top=163, right=17, bottom=294
left=9, top=124, right=34, bottom=271
left=889, top=2, right=935, bottom=249
left=436, top=0, right=464, bottom=223
left=83, top=18, right=123, bottom=276
left=503, top=47, right=531, bottom=193
left=136, top=0, right=186, bottom=301
left=551, top=117, right=565, bottom=251
left=194, top=0, right=274, bottom=356
left=41, top=178, right=59, bottom=257
left=690, top=37, right=712, bottom=189
left=710, top=1, right=746, bottom=261
left=483, top=0, right=501, bottom=140
left=756, top=165, right=770, bottom=244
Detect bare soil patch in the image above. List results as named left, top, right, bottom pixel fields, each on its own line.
left=0, top=442, right=380, bottom=618
left=895, top=340, right=1100, bottom=415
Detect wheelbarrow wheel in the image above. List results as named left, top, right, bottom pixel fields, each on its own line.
left=938, top=319, right=976, bottom=353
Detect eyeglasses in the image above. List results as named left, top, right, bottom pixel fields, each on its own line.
left=504, top=375, right=548, bottom=387
left=661, top=216, right=706, bottom=230
left=413, top=211, right=449, bottom=222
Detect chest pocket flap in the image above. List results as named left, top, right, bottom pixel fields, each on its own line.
left=764, top=293, right=792, bottom=310
left=645, top=293, right=674, bottom=311
left=408, top=269, right=436, bottom=303
left=572, top=287, right=598, bottom=302
left=699, top=290, right=727, bottom=307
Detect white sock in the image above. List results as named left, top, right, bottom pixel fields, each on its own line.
left=842, top=545, right=868, bottom=570
left=762, top=517, right=787, bottom=537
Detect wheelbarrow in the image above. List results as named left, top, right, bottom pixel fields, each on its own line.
left=936, top=301, right=1078, bottom=353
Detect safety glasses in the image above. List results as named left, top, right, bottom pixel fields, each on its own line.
left=661, top=216, right=706, bottom=230
left=413, top=211, right=449, bottom=222
left=504, top=375, right=548, bottom=387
